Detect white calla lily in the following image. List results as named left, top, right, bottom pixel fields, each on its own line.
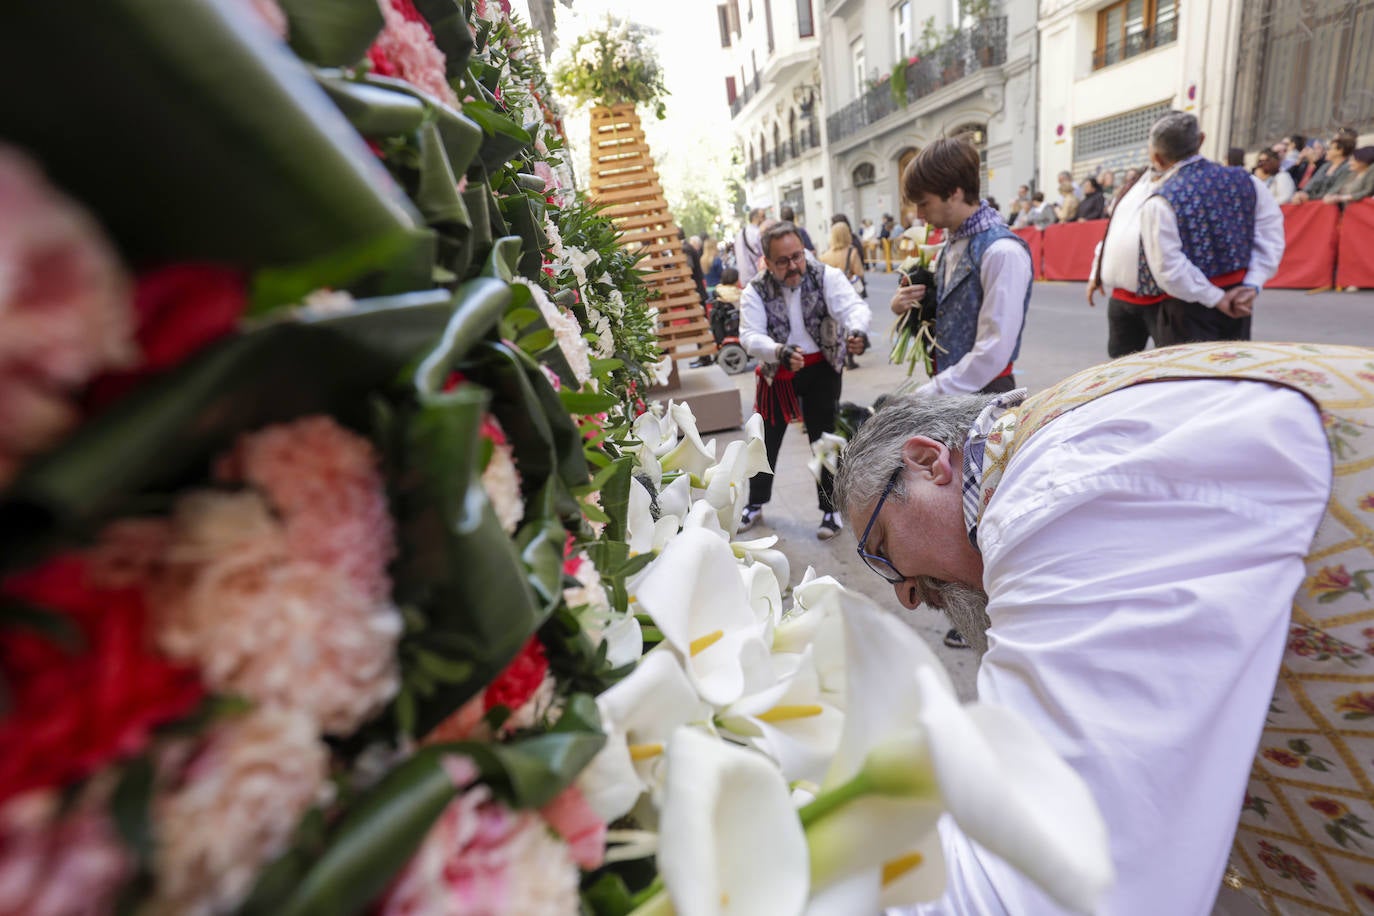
left=660, top=402, right=718, bottom=481
left=634, top=405, right=678, bottom=457
left=578, top=649, right=712, bottom=822
left=738, top=560, right=784, bottom=628
left=798, top=590, right=1112, bottom=914
left=633, top=527, right=771, bottom=706
left=627, top=476, right=682, bottom=557
left=733, top=536, right=791, bottom=608
left=681, top=499, right=729, bottom=539
left=718, top=646, right=844, bottom=784
left=656, top=727, right=810, bottom=916
left=701, top=423, right=772, bottom=536
left=805, top=432, right=848, bottom=483
left=657, top=472, right=693, bottom=521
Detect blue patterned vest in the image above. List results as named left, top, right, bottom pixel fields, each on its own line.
left=934, top=225, right=1031, bottom=372
left=1136, top=157, right=1256, bottom=298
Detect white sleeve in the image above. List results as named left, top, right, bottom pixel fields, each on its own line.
left=821, top=264, right=872, bottom=336
left=1244, top=174, right=1287, bottom=291
left=903, top=381, right=1331, bottom=916
left=1139, top=196, right=1225, bottom=307
left=913, top=239, right=1030, bottom=397
left=1272, top=171, right=1296, bottom=205
left=738, top=282, right=778, bottom=362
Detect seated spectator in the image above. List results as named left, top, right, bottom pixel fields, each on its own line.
left=1077, top=177, right=1106, bottom=220
left=1098, top=169, right=1116, bottom=199
left=1291, top=139, right=1326, bottom=191
left=1055, top=176, right=1079, bottom=222
left=1323, top=146, right=1374, bottom=204
left=1028, top=191, right=1057, bottom=228
left=1255, top=149, right=1296, bottom=204
left=1010, top=198, right=1033, bottom=228
left=1295, top=130, right=1355, bottom=202
left=1007, top=184, right=1031, bottom=223
left=1225, top=146, right=1246, bottom=167
left=1282, top=134, right=1305, bottom=170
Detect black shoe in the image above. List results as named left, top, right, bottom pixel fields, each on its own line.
left=817, top=511, right=842, bottom=540
left=845, top=355, right=859, bottom=370
left=690, top=356, right=714, bottom=368
left=739, top=504, right=763, bottom=532
left=943, top=628, right=970, bottom=650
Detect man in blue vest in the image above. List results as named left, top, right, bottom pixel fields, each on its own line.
left=889, top=137, right=1033, bottom=648
left=1121, top=111, right=1284, bottom=345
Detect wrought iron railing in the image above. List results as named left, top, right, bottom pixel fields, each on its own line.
left=729, top=72, right=763, bottom=117
left=1091, top=15, right=1178, bottom=70
left=825, top=17, right=1007, bottom=145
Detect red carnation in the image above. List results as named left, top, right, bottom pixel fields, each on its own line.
left=482, top=636, right=549, bottom=714
left=0, top=554, right=204, bottom=804
left=86, top=263, right=246, bottom=410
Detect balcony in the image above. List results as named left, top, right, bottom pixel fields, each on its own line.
left=729, top=72, right=763, bottom=118
left=1092, top=15, right=1177, bottom=70
left=826, top=17, right=1007, bottom=145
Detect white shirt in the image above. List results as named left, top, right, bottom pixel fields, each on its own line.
left=1264, top=169, right=1296, bottom=205
left=738, top=259, right=872, bottom=362
left=1092, top=160, right=1286, bottom=305
left=912, top=238, right=1032, bottom=398
left=902, top=380, right=1331, bottom=916
left=1139, top=157, right=1286, bottom=307
left=735, top=224, right=763, bottom=286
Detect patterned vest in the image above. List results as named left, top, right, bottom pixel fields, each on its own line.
left=934, top=225, right=1031, bottom=371
left=974, top=342, right=1374, bottom=914
left=1137, top=157, right=1257, bottom=298
left=750, top=254, right=847, bottom=375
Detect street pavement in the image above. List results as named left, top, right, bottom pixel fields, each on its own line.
left=678, top=269, right=1374, bottom=700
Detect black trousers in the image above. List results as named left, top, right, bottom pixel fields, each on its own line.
left=749, top=360, right=843, bottom=511
left=1107, top=299, right=1161, bottom=358
left=980, top=373, right=1017, bottom=394
left=1155, top=292, right=1251, bottom=346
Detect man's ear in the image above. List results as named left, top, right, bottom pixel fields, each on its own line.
left=901, top=436, right=955, bottom=485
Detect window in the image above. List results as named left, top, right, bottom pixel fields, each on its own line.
left=894, top=2, right=911, bottom=59
left=725, top=75, right=737, bottom=104
left=747, top=0, right=753, bottom=22
left=797, top=0, right=815, bottom=38
left=852, top=39, right=866, bottom=98
left=764, top=0, right=775, bottom=54
left=718, top=5, right=733, bottom=47
left=1094, top=0, right=1179, bottom=70
left=1074, top=102, right=1172, bottom=158
left=729, top=0, right=742, bottom=36
left=853, top=163, right=877, bottom=187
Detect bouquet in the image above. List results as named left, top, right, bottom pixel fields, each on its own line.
left=889, top=224, right=945, bottom=377
left=551, top=15, right=670, bottom=119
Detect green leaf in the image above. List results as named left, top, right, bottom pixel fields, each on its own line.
left=359, top=74, right=484, bottom=177
left=560, top=391, right=620, bottom=414
left=582, top=873, right=637, bottom=916
left=412, top=278, right=513, bottom=395
left=249, top=229, right=420, bottom=314
left=415, top=120, right=471, bottom=227
left=590, top=357, right=626, bottom=374
left=463, top=100, right=534, bottom=171
left=483, top=235, right=525, bottom=282
left=0, top=2, right=419, bottom=269
left=518, top=328, right=555, bottom=353
left=278, top=0, right=383, bottom=67
left=315, top=71, right=427, bottom=136
left=110, top=757, right=156, bottom=867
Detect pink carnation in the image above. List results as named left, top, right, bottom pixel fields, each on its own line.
left=0, top=787, right=133, bottom=916
left=539, top=786, right=606, bottom=870
left=216, top=415, right=396, bottom=602
left=0, top=145, right=136, bottom=484
left=152, top=491, right=402, bottom=736
left=380, top=756, right=579, bottom=916
left=369, top=0, right=462, bottom=109
left=152, top=708, right=329, bottom=915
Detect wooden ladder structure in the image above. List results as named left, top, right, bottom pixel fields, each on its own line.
left=587, top=103, right=714, bottom=364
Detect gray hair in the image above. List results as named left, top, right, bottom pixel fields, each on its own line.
left=760, top=220, right=804, bottom=260
left=1149, top=111, right=1202, bottom=165
left=835, top=392, right=995, bottom=516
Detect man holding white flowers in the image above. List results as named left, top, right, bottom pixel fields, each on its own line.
left=739, top=221, right=871, bottom=540
left=837, top=342, right=1374, bottom=914
left=888, top=137, right=1032, bottom=400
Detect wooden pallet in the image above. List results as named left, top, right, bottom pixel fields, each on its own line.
left=587, top=104, right=714, bottom=362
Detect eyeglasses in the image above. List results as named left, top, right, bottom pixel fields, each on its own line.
left=856, top=467, right=912, bottom=584
left=770, top=251, right=806, bottom=269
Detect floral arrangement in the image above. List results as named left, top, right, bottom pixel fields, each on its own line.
left=0, top=1, right=1114, bottom=914
left=890, top=224, right=946, bottom=377
left=551, top=16, right=670, bottom=119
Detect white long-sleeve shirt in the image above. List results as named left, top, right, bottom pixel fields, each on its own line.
left=738, top=260, right=871, bottom=361
left=1264, top=169, right=1296, bottom=205
left=902, top=379, right=1331, bottom=916
left=734, top=224, right=763, bottom=286
left=1092, top=159, right=1286, bottom=304
left=913, top=238, right=1032, bottom=398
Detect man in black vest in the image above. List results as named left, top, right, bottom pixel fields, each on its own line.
left=738, top=222, right=871, bottom=540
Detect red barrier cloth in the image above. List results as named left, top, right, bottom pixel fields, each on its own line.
left=1267, top=203, right=1339, bottom=289
left=1335, top=199, right=1374, bottom=290
left=1012, top=227, right=1044, bottom=279
left=1041, top=221, right=1108, bottom=281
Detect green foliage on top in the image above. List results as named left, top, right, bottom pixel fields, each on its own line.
left=551, top=16, right=670, bottom=119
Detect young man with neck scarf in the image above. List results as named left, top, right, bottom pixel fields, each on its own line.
left=888, top=136, right=1033, bottom=649
left=738, top=222, right=871, bottom=540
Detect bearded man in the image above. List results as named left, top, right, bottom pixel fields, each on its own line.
left=837, top=342, right=1374, bottom=915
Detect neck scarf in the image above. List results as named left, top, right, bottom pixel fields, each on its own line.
left=960, top=388, right=1028, bottom=548
left=948, top=201, right=1005, bottom=243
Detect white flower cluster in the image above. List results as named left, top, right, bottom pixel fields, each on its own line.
left=511, top=277, right=591, bottom=386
